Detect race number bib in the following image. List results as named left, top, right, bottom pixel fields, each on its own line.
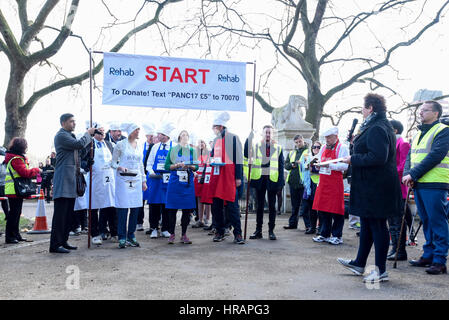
left=177, top=171, right=188, bottom=183
left=319, top=166, right=331, bottom=175
left=213, top=166, right=220, bottom=175
left=205, top=167, right=212, bottom=174
left=104, top=175, right=111, bottom=186
left=157, top=162, right=165, bottom=171
left=163, top=173, right=170, bottom=184
left=198, top=166, right=204, bottom=173
left=126, top=180, right=137, bottom=190
left=204, top=175, right=211, bottom=184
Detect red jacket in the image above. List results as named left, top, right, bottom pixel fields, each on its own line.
left=4, top=152, right=40, bottom=198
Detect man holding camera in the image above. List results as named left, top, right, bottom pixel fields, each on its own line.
left=49, top=114, right=100, bottom=254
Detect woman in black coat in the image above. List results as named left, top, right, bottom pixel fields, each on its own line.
left=338, top=93, right=402, bottom=284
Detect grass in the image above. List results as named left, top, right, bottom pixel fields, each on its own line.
left=0, top=211, right=34, bottom=233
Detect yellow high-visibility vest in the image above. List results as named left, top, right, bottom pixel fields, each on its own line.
left=244, top=143, right=282, bottom=182
left=410, top=122, right=449, bottom=184
left=4, top=156, right=28, bottom=195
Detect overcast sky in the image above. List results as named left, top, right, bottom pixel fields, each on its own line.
left=0, top=0, right=448, bottom=163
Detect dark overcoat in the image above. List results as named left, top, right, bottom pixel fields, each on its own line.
left=349, top=112, right=402, bottom=218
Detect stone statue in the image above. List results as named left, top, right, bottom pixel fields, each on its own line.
left=271, top=95, right=313, bottom=130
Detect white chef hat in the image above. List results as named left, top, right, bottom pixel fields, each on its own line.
left=212, top=111, right=231, bottom=127
left=108, top=121, right=121, bottom=131
left=120, top=123, right=140, bottom=136
left=142, top=123, right=156, bottom=136
left=323, top=126, right=339, bottom=137
left=157, top=122, right=175, bottom=137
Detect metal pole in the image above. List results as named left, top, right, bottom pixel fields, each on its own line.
left=88, top=48, right=93, bottom=249
left=244, top=61, right=256, bottom=240
left=393, top=188, right=412, bottom=268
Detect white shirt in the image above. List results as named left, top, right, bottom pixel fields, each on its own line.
left=147, top=140, right=171, bottom=175
left=111, top=139, right=146, bottom=181
left=317, top=142, right=349, bottom=172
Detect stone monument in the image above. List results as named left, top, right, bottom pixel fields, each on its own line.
left=271, top=95, right=315, bottom=214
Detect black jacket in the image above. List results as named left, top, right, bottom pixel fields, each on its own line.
left=284, top=146, right=307, bottom=189
left=349, top=112, right=402, bottom=218
left=244, top=139, right=285, bottom=192
left=403, top=120, right=449, bottom=190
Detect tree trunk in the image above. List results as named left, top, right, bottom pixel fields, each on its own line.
left=3, top=66, right=27, bottom=147
left=305, top=87, right=325, bottom=141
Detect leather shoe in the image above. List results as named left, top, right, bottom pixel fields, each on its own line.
left=249, top=231, right=263, bottom=239
left=63, top=243, right=78, bottom=250
left=409, top=257, right=432, bottom=267
left=426, top=263, right=447, bottom=275
left=49, top=247, right=70, bottom=253
left=283, top=225, right=296, bottom=230
left=305, top=228, right=316, bottom=234
left=269, top=231, right=277, bottom=240
left=387, top=251, right=407, bottom=261
left=5, top=239, right=19, bottom=244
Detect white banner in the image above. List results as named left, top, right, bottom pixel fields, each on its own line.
left=102, top=52, right=247, bottom=112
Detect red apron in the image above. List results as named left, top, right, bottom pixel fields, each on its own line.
left=312, top=142, right=345, bottom=215
left=208, top=136, right=236, bottom=203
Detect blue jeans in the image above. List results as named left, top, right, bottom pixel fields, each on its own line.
left=116, top=207, right=139, bottom=241
left=414, top=188, right=449, bottom=265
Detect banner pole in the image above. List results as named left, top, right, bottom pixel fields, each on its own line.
left=244, top=61, right=256, bottom=240
left=88, top=48, right=93, bottom=249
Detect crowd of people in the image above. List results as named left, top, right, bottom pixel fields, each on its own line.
left=0, top=93, right=448, bottom=284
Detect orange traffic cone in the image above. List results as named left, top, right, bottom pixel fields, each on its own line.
left=27, top=190, right=51, bottom=234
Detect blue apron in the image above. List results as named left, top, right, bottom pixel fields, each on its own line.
left=147, top=142, right=172, bottom=204
left=165, top=147, right=196, bottom=209
left=142, top=142, right=152, bottom=201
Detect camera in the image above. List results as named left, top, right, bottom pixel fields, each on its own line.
left=94, top=129, right=103, bottom=135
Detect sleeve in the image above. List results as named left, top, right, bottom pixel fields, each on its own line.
left=11, top=158, right=40, bottom=179
left=56, top=131, right=92, bottom=150
left=111, top=141, right=122, bottom=170
left=403, top=149, right=411, bottom=177
left=191, top=147, right=199, bottom=171
left=397, top=140, right=411, bottom=173
left=329, top=145, right=349, bottom=172
left=285, top=152, right=293, bottom=171
left=164, top=149, right=173, bottom=171
left=147, top=143, right=158, bottom=175
left=409, top=127, right=449, bottom=180
left=351, top=126, right=390, bottom=168
left=234, top=135, right=243, bottom=181
left=278, top=147, right=285, bottom=186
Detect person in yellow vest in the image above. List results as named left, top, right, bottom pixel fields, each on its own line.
left=403, top=100, right=449, bottom=275
left=244, top=125, right=285, bottom=240
left=283, top=134, right=308, bottom=230
left=4, top=138, right=41, bottom=244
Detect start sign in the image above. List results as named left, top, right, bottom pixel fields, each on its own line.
left=102, top=52, right=247, bottom=112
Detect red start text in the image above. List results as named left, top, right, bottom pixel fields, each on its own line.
left=145, top=66, right=210, bottom=84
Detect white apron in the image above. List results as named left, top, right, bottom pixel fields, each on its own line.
left=74, top=171, right=88, bottom=211
left=115, top=140, right=143, bottom=209
left=87, top=141, right=115, bottom=209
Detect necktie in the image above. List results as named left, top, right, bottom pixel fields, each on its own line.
left=162, top=144, right=166, bottom=150
left=97, top=142, right=102, bottom=148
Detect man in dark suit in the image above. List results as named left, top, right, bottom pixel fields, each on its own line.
left=49, top=114, right=98, bottom=253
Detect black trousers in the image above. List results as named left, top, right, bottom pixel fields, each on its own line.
left=167, top=209, right=191, bottom=235
left=41, top=182, right=52, bottom=202
left=99, top=207, right=117, bottom=237
left=5, top=197, right=23, bottom=241
left=319, top=211, right=344, bottom=238
left=137, top=201, right=150, bottom=225
left=354, top=217, right=390, bottom=274
left=50, top=197, right=75, bottom=250
left=288, top=186, right=303, bottom=228
left=149, top=203, right=169, bottom=232
left=71, top=209, right=87, bottom=231
left=255, top=178, right=277, bottom=231
left=300, top=198, right=318, bottom=230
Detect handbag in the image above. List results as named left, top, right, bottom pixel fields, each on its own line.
left=7, top=159, right=37, bottom=198
left=74, top=149, right=86, bottom=197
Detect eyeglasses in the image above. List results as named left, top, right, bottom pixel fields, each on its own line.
left=420, top=109, right=434, bottom=113
left=312, top=146, right=321, bottom=149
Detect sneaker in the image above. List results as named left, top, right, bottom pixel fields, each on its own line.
left=180, top=234, right=192, bottom=244
left=203, top=219, right=209, bottom=226
left=312, top=235, right=328, bottom=243
left=110, top=236, right=118, bottom=243
left=100, top=233, right=108, bottom=241
left=69, top=231, right=79, bottom=236
left=136, top=224, right=144, bottom=231
left=328, top=237, right=343, bottom=245
left=118, top=240, right=126, bottom=249
left=337, top=258, right=365, bottom=276
left=161, top=231, right=171, bottom=238
left=224, top=228, right=231, bottom=236
left=203, top=225, right=213, bottom=231
left=92, top=236, right=102, bottom=245
left=168, top=234, right=175, bottom=244
left=208, top=228, right=216, bottom=236
left=363, top=270, right=389, bottom=283
left=76, top=227, right=82, bottom=233
left=150, top=229, right=158, bottom=239
left=233, top=234, right=245, bottom=245
left=213, top=234, right=225, bottom=242
left=126, top=238, right=140, bottom=247
left=349, top=222, right=361, bottom=230
left=192, top=221, right=205, bottom=228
